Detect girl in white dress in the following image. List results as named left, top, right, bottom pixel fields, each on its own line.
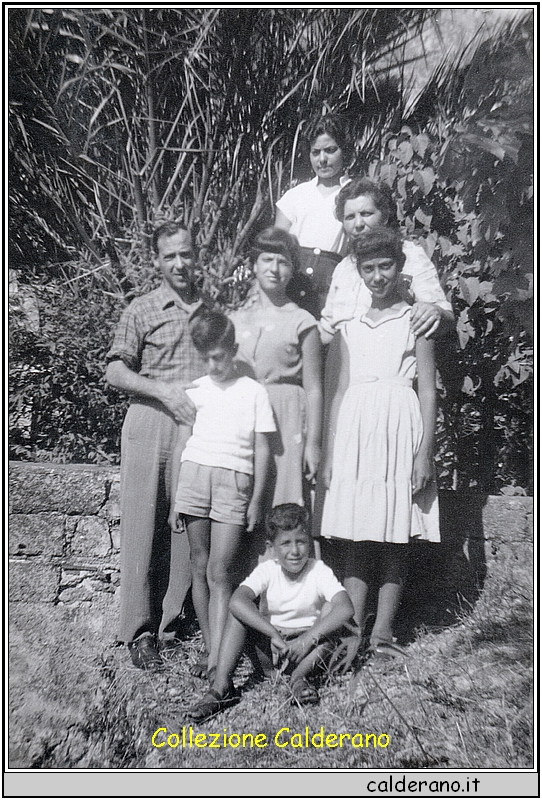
left=320, top=228, right=440, bottom=660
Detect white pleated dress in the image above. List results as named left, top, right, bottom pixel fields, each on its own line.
left=320, top=302, right=440, bottom=544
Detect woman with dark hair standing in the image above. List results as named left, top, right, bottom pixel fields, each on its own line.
left=230, top=227, right=323, bottom=521
left=275, top=114, right=353, bottom=317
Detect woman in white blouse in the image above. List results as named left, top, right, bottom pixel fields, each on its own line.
left=275, top=114, right=352, bottom=317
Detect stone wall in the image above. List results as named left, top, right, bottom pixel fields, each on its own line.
left=8, top=462, right=533, bottom=768
left=9, top=462, right=121, bottom=607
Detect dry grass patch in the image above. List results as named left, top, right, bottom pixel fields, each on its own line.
left=35, top=543, right=532, bottom=770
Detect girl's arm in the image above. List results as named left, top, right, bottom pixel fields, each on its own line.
left=246, top=432, right=272, bottom=532
left=413, top=334, right=437, bottom=495
left=229, top=585, right=286, bottom=651
left=301, top=326, right=323, bottom=481
left=322, top=332, right=350, bottom=488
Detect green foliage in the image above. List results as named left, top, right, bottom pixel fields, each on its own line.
left=9, top=276, right=126, bottom=463
left=340, top=15, right=533, bottom=494
left=8, top=7, right=434, bottom=278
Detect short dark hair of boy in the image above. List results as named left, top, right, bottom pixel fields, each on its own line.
left=266, top=503, right=310, bottom=541
left=152, top=221, right=190, bottom=253
left=190, top=310, right=236, bottom=353
left=353, top=228, right=406, bottom=272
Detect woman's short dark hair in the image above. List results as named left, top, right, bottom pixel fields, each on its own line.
left=266, top=503, right=310, bottom=541
left=190, top=309, right=236, bottom=354
left=353, top=228, right=406, bottom=272
left=250, top=227, right=301, bottom=273
left=305, top=114, right=353, bottom=165
left=335, top=177, right=399, bottom=229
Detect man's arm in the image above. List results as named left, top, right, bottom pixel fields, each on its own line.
left=106, top=359, right=197, bottom=425
left=246, top=432, right=271, bottom=532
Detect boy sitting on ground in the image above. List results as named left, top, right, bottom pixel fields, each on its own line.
left=189, top=503, right=354, bottom=720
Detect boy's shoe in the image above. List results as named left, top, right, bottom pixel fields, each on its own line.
left=128, top=634, right=163, bottom=671
left=188, top=686, right=238, bottom=722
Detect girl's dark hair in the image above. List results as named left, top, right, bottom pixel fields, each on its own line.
left=250, top=227, right=301, bottom=273
left=305, top=114, right=353, bottom=165
left=266, top=503, right=309, bottom=541
left=335, top=177, right=399, bottom=229
left=353, top=228, right=406, bottom=272
left=189, top=309, right=236, bottom=353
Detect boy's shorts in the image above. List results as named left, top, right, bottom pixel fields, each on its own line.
left=175, top=461, right=253, bottom=526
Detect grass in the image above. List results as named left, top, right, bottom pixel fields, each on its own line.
left=37, top=537, right=533, bottom=770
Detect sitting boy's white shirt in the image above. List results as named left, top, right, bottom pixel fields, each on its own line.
left=182, top=374, right=276, bottom=475
left=240, top=557, right=345, bottom=629
left=319, top=240, right=453, bottom=342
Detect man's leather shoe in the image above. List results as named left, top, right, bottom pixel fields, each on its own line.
left=128, top=634, right=163, bottom=671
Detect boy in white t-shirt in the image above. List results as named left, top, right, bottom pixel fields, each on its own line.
left=170, top=310, right=276, bottom=679
left=189, top=504, right=354, bottom=720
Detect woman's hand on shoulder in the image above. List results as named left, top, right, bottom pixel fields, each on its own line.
left=410, top=302, right=442, bottom=339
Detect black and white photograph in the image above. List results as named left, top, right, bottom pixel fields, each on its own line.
left=7, top=4, right=534, bottom=791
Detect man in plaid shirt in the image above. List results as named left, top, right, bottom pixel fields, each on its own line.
left=106, top=222, right=206, bottom=670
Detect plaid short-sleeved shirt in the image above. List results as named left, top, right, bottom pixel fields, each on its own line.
left=106, top=283, right=206, bottom=383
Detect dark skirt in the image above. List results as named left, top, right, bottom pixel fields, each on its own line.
left=287, top=247, right=343, bottom=318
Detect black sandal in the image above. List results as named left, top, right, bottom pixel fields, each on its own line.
left=369, top=640, right=407, bottom=660
left=188, top=687, right=238, bottom=721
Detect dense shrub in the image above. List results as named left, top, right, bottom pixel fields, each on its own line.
left=9, top=276, right=127, bottom=464
left=8, top=10, right=532, bottom=492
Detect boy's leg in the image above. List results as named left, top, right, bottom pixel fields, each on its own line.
left=186, top=516, right=212, bottom=656
left=289, top=639, right=335, bottom=685
left=370, top=543, right=408, bottom=646
left=211, top=612, right=249, bottom=696
left=207, top=522, right=246, bottom=672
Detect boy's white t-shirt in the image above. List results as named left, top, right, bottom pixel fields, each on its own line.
left=181, top=374, right=276, bottom=475
left=240, top=557, right=345, bottom=629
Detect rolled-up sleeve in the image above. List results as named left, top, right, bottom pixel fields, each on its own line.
left=404, top=241, right=452, bottom=312
left=106, top=304, right=142, bottom=372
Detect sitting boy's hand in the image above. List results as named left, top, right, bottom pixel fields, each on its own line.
left=282, top=632, right=315, bottom=665
left=270, top=633, right=287, bottom=654
left=329, top=634, right=362, bottom=674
